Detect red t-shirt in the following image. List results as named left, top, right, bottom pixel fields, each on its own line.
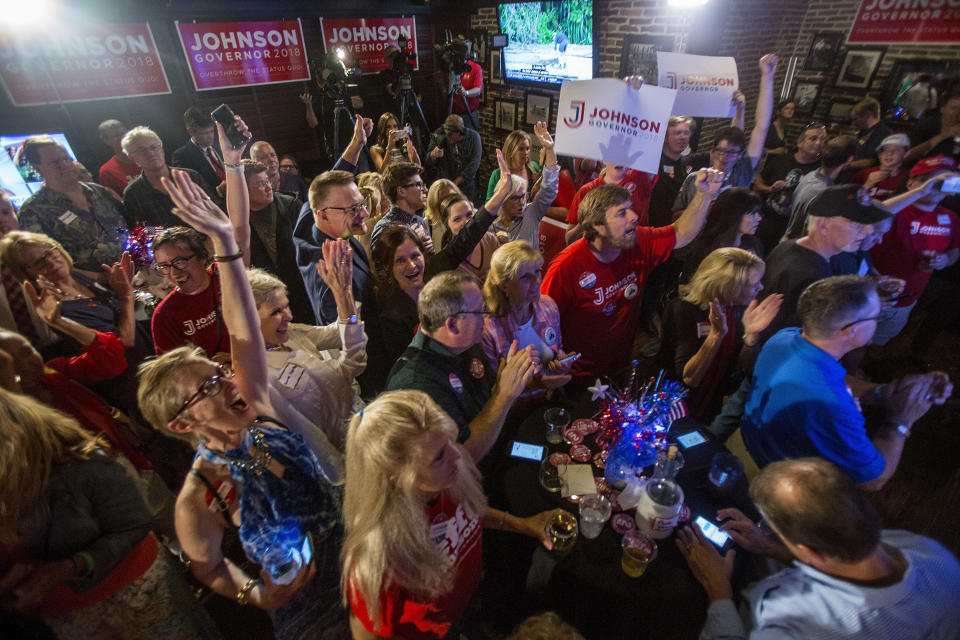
left=850, top=166, right=905, bottom=200
left=542, top=228, right=676, bottom=378
left=99, top=156, right=142, bottom=197
left=452, top=60, right=483, bottom=114
left=870, top=204, right=960, bottom=307
left=349, top=493, right=483, bottom=639
left=564, top=171, right=653, bottom=228
left=151, top=267, right=231, bottom=356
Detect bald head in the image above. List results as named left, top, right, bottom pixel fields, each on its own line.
left=250, top=141, right=279, bottom=179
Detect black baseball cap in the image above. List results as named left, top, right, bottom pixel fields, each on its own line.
left=808, top=184, right=892, bottom=224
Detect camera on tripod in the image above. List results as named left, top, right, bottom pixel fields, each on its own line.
left=434, top=37, right=471, bottom=76
left=386, top=35, right=418, bottom=88
left=310, top=49, right=362, bottom=102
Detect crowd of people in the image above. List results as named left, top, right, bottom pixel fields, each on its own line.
left=1, top=49, right=960, bottom=640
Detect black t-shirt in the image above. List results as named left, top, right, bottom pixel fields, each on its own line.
left=759, top=240, right=832, bottom=343
left=764, top=125, right=785, bottom=151
left=649, top=152, right=693, bottom=227
left=854, top=121, right=893, bottom=161
left=760, top=154, right=820, bottom=219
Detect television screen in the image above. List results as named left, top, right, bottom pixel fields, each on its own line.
left=498, top=0, right=593, bottom=86
left=0, top=133, right=77, bottom=209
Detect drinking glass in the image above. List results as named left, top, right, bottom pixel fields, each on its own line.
left=261, top=544, right=302, bottom=585
left=539, top=456, right=563, bottom=493
left=620, top=530, right=657, bottom=577
left=544, top=407, right=570, bottom=445
left=578, top=493, right=612, bottom=539
left=708, top=452, right=743, bottom=496
left=546, top=510, right=578, bottom=556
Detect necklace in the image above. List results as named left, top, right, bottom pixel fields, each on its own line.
left=204, top=424, right=273, bottom=475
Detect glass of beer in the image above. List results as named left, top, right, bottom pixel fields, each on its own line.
left=621, top=530, right=657, bottom=577
left=545, top=510, right=578, bottom=556
left=544, top=407, right=570, bottom=445
left=539, top=456, right=563, bottom=493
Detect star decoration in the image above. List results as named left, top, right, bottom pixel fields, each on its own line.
left=588, top=378, right=610, bottom=402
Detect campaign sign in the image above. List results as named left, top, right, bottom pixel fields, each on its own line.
left=319, top=17, right=419, bottom=72
left=848, top=0, right=960, bottom=43
left=657, top=52, right=738, bottom=118
left=0, top=23, right=171, bottom=107
left=176, top=20, right=310, bottom=91
left=555, top=78, right=676, bottom=175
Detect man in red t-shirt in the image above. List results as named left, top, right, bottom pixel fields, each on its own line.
left=563, top=163, right=654, bottom=245
left=851, top=133, right=910, bottom=200
left=451, top=59, right=483, bottom=130
left=870, top=155, right=960, bottom=345
left=96, top=119, right=142, bottom=196
left=542, top=170, right=723, bottom=380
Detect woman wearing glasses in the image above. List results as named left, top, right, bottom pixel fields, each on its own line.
left=372, top=151, right=516, bottom=366
left=137, top=169, right=349, bottom=640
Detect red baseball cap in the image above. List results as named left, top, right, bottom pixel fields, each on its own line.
left=909, top=155, right=957, bottom=180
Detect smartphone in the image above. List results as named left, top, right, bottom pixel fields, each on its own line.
left=210, top=104, right=251, bottom=150
left=300, top=532, right=314, bottom=566
left=940, top=175, right=960, bottom=194
left=509, top=440, right=545, bottom=462
left=694, top=515, right=731, bottom=549
left=676, top=430, right=707, bottom=449
left=557, top=352, right=581, bottom=365
left=886, top=291, right=916, bottom=303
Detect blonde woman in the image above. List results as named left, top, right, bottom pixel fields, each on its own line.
left=357, top=172, right=389, bottom=221
left=342, top=390, right=559, bottom=639
left=0, top=387, right=216, bottom=638
left=658, top=247, right=782, bottom=419
left=485, top=130, right=540, bottom=200
left=481, top=241, right=573, bottom=395
left=423, top=178, right=462, bottom=249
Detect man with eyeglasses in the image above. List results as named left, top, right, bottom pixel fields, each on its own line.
left=250, top=140, right=308, bottom=204
left=16, top=137, right=128, bottom=272
left=387, top=271, right=538, bottom=462
left=121, top=126, right=219, bottom=229
left=740, top=275, right=951, bottom=490
left=370, top=162, right=433, bottom=253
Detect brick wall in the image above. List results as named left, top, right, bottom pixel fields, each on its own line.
left=470, top=0, right=959, bottom=191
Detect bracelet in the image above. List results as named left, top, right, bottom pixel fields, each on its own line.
left=499, top=510, right=508, bottom=530
left=742, top=333, right=758, bottom=347
left=223, top=161, right=242, bottom=169
left=236, top=577, right=259, bottom=605
left=212, top=250, right=244, bottom=263
left=224, top=165, right=244, bottom=175
left=339, top=314, right=359, bottom=325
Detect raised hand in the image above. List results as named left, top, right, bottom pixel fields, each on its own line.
left=533, top=121, right=555, bottom=151
left=485, top=149, right=516, bottom=215
left=102, top=251, right=134, bottom=300
left=708, top=299, right=728, bottom=338
left=622, top=75, right=644, bottom=90
left=299, top=92, right=313, bottom=106
left=694, top=168, right=725, bottom=196
left=23, top=280, right=61, bottom=326
left=315, top=237, right=354, bottom=296
left=759, top=53, right=780, bottom=74
left=731, top=89, right=746, bottom=109
left=161, top=169, right=234, bottom=240
left=215, top=116, right=251, bottom=166
left=742, top=293, right=782, bottom=336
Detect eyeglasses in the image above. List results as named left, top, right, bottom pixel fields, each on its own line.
left=322, top=201, right=367, bottom=217
left=173, top=365, right=232, bottom=420
left=279, top=164, right=297, bottom=172
left=130, top=143, right=162, bottom=155
left=456, top=306, right=491, bottom=318
left=840, top=315, right=881, bottom=331
left=402, top=181, right=428, bottom=191
left=249, top=180, right=272, bottom=190
left=713, top=146, right=743, bottom=157
left=27, top=248, right=59, bottom=272
left=154, top=255, right=197, bottom=274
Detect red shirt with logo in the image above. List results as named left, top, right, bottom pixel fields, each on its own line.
left=542, top=228, right=676, bottom=378
left=850, top=166, right=905, bottom=200
left=99, top=156, right=142, bottom=197
left=151, top=267, right=231, bottom=356
left=870, top=204, right=960, bottom=307
left=564, top=171, right=653, bottom=228
left=452, top=60, right=483, bottom=114
left=349, top=493, right=482, bottom=639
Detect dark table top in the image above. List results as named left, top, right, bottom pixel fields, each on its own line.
left=485, top=396, right=757, bottom=640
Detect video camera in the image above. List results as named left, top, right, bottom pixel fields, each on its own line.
left=310, top=49, right=361, bottom=101
left=434, top=37, right=471, bottom=76
left=387, top=34, right=417, bottom=79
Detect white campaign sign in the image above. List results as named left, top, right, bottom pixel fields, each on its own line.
left=656, top=52, right=739, bottom=118
left=555, top=78, right=677, bottom=175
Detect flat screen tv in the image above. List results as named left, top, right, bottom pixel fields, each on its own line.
left=0, top=133, right=77, bottom=209
left=497, top=0, right=593, bottom=86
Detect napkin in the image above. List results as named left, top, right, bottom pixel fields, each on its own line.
left=558, top=464, right=596, bottom=498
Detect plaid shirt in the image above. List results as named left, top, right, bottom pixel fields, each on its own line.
left=481, top=295, right=564, bottom=370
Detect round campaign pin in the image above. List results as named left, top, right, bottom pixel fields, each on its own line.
left=544, top=327, right=557, bottom=344
left=469, top=357, right=485, bottom=379
left=624, top=282, right=639, bottom=300
left=563, top=429, right=583, bottom=445
left=602, top=301, right=616, bottom=316
left=570, top=443, right=591, bottom=462
left=549, top=452, right=571, bottom=466
left=448, top=373, right=464, bottom=393
left=578, top=271, right=597, bottom=289
left=592, top=451, right=606, bottom=470
left=594, top=477, right=610, bottom=495
left=611, top=513, right=635, bottom=534
left=573, top=418, right=598, bottom=435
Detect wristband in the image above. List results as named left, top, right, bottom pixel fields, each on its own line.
left=224, top=165, right=244, bottom=175
left=223, top=162, right=242, bottom=169
left=212, top=250, right=244, bottom=263
left=499, top=510, right=508, bottom=530
left=236, top=577, right=260, bottom=605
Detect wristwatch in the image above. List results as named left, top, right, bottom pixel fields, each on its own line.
left=340, top=314, right=359, bottom=325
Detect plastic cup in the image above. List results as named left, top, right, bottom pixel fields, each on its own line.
left=539, top=456, right=563, bottom=493
left=708, top=452, right=744, bottom=496
left=544, top=407, right=571, bottom=445
left=620, top=530, right=657, bottom=577
left=578, top=493, right=612, bottom=539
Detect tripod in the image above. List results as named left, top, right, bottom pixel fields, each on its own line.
left=396, top=73, right=430, bottom=155
left=324, top=91, right=374, bottom=171
left=447, top=71, right=479, bottom=130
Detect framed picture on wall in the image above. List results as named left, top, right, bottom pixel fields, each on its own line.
left=804, top=32, right=842, bottom=72
left=826, top=98, right=857, bottom=123
left=792, top=82, right=821, bottom=117
left=495, top=100, right=518, bottom=131
left=525, top=92, right=552, bottom=126
left=490, top=49, right=502, bottom=85
left=835, top=48, right=886, bottom=89
left=471, top=30, right=488, bottom=65
left=618, top=34, right=676, bottom=85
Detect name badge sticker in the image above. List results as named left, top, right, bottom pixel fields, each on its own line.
left=277, top=362, right=307, bottom=389
left=938, top=215, right=951, bottom=225
left=449, top=373, right=464, bottom=393
left=58, top=210, right=78, bottom=226
left=697, top=322, right=711, bottom=338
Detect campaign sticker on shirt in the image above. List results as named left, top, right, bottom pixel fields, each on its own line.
left=277, top=362, right=307, bottom=389
left=697, top=322, right=711, bottom=338
left=429, top=515, right=449, bottom=545
left=578, top=272, right=597, bottom=289
left=449, top=373, right=464, bottom=393
left=602, top=301, right=616, bottom=316
left=58, top=210, right=78, bottom=226
left=624, top=181, right=636, bottom=193
left=624, top=283, right=639, bottom=300
left=938, top=215, right=952, bottom=225
left=543, top=327, right=557, bottom=344
left=469, top=357, right=485, bottom=379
